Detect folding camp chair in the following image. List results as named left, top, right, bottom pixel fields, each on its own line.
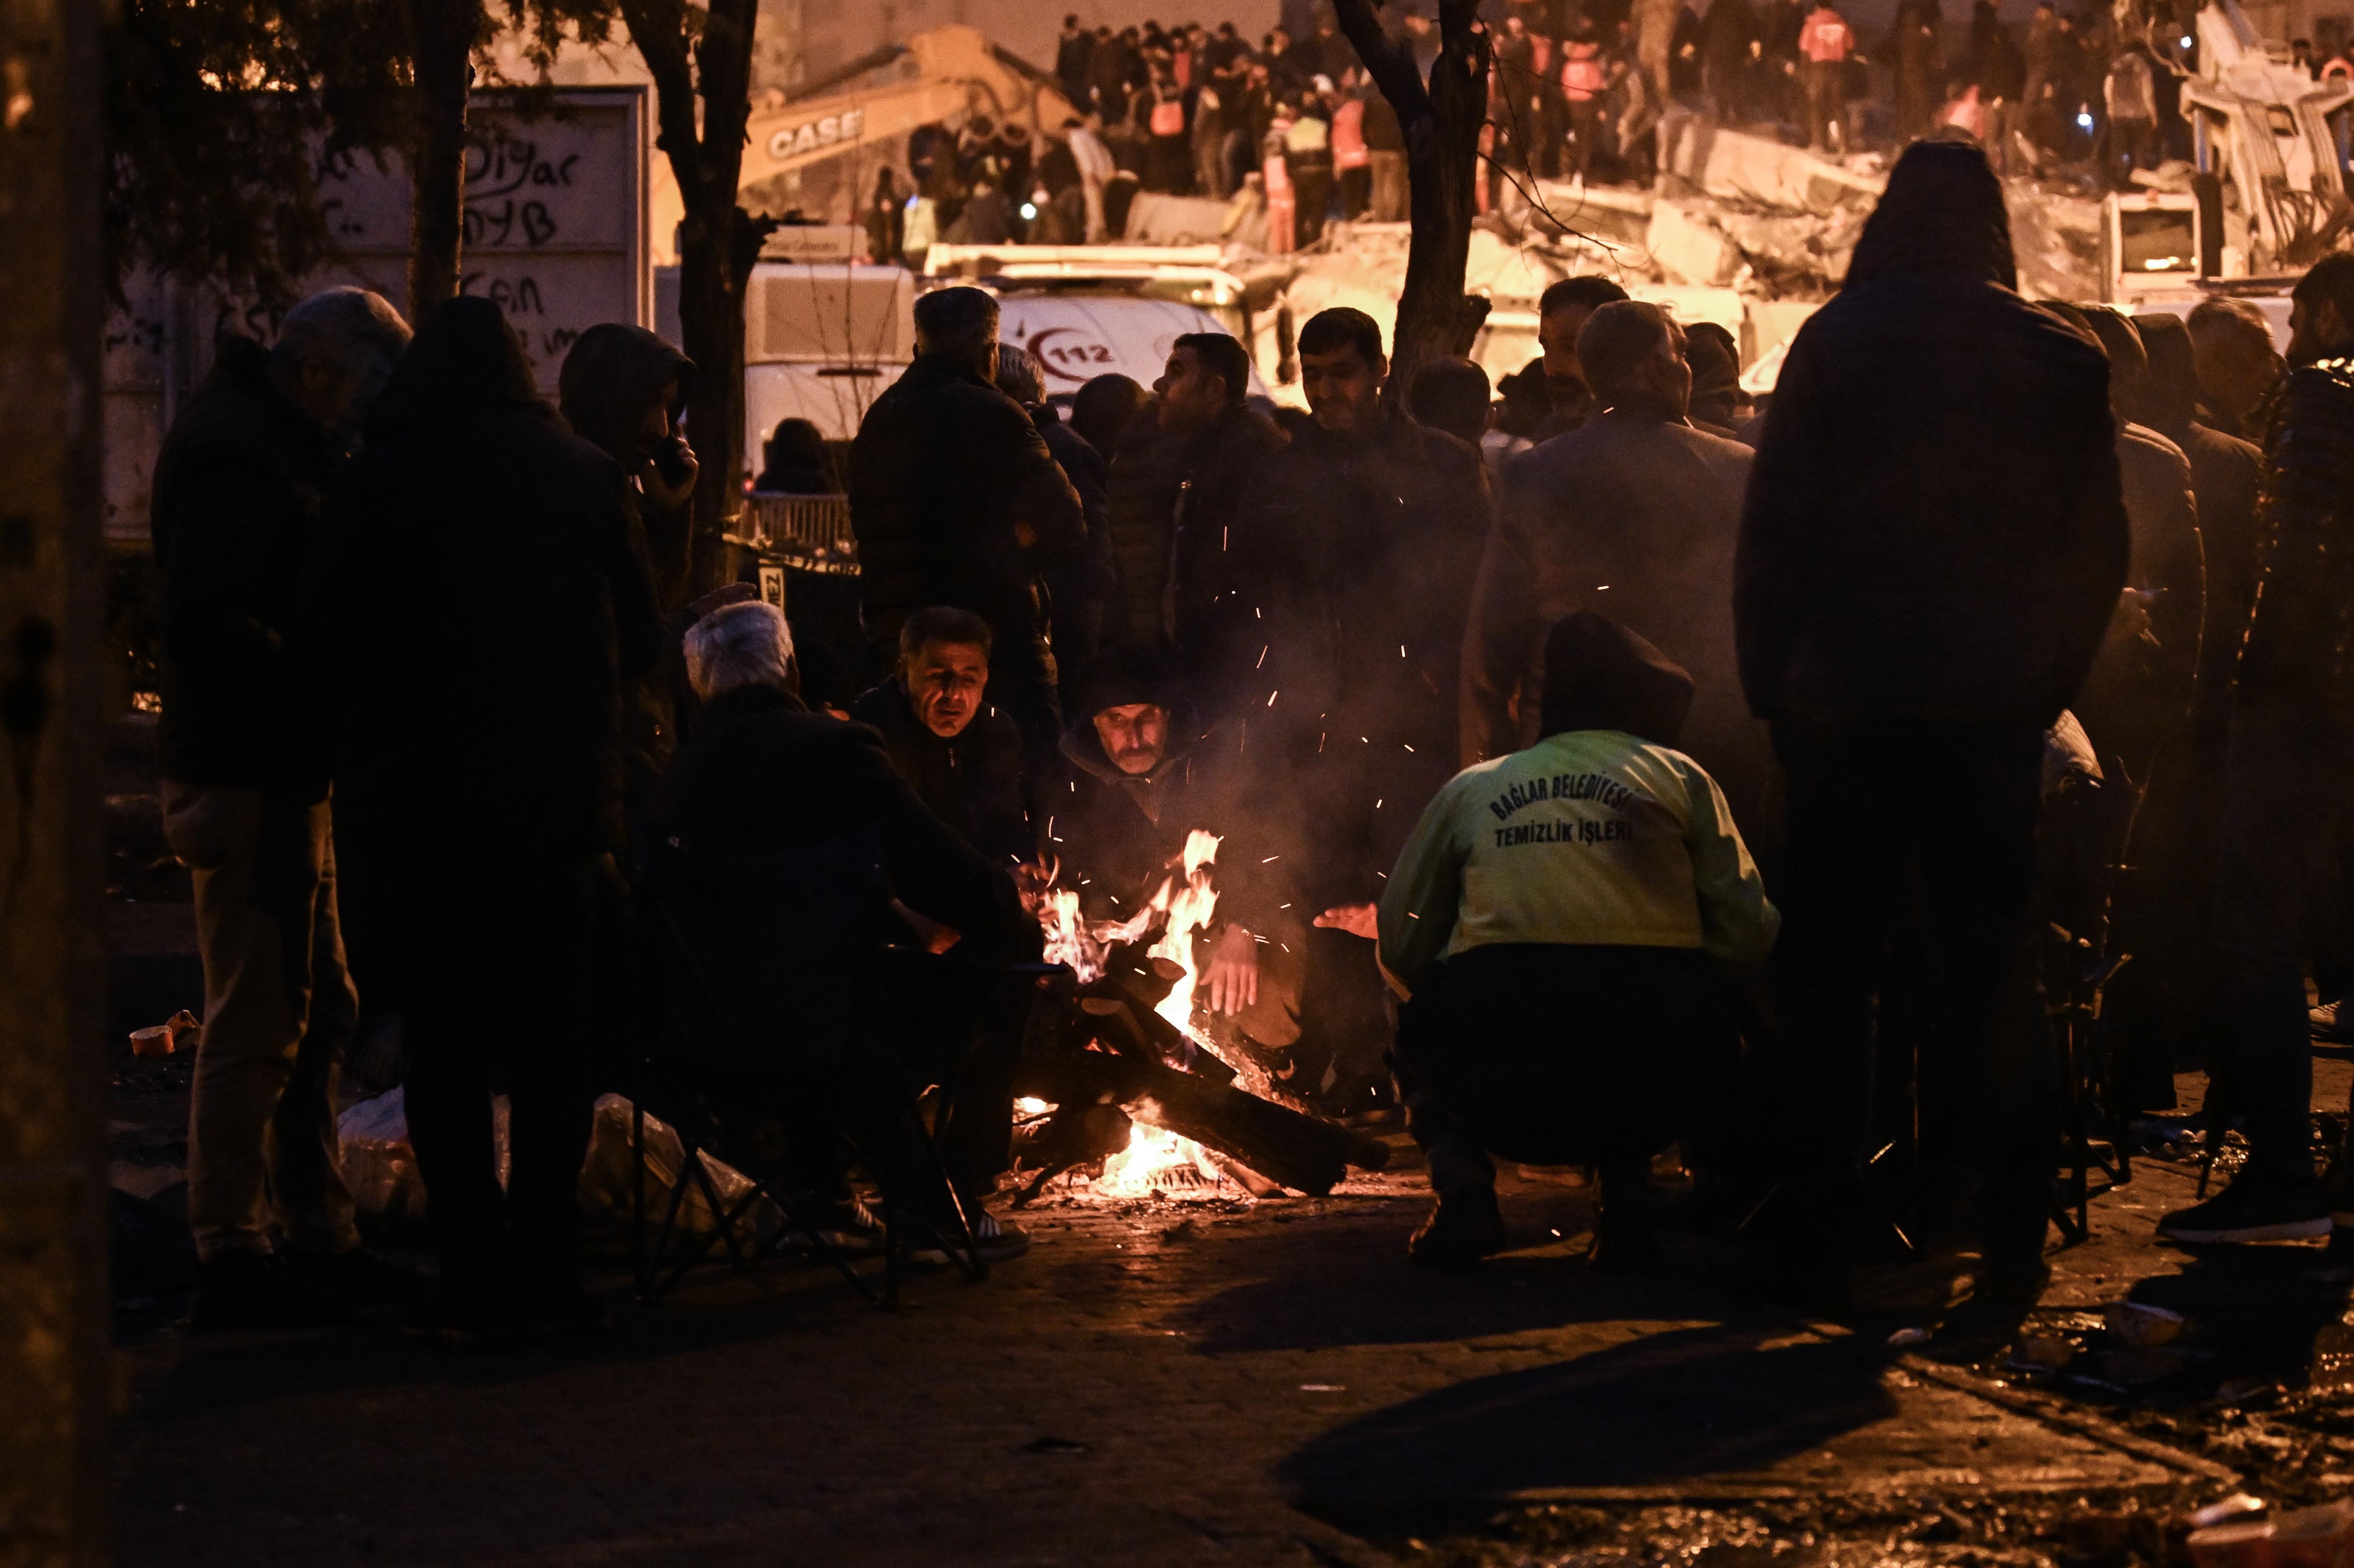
left=627, top=825, right=987, bottom=1308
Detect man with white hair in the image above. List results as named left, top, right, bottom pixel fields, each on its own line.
left=152, top=285, right=413, bottom=1328
left=659, top=601, right=1044, bottom=1259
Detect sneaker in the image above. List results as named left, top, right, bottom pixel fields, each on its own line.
left=912, top=1206, right=1030, bottom=1265
left=189, top=1251, right=354, bottom=1330
left=2158, top=1177, right=2333, bottom=1243
left=2316, top=1000, right=2354, bottom=1043
left=1408, top=1186, right=1506, bottom=1269
left=283, top=1245, right=424, bottom=1306
left=806, top=1193, right=887, bottom=1257
left=402, top=1279, right=525, bottom=1353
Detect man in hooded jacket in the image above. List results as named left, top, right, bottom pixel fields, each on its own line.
left=1736, top=141, right=2130, bottom=1324
left=558, top=324, right=712, bottom=816
left=308, top=297, right=666, bottom=1347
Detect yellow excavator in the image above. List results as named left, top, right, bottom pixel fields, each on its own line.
left=738, top=25, right=1080, bottom=194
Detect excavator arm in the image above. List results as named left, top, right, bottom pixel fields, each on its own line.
left=739, top=25, right=1081, bottom=190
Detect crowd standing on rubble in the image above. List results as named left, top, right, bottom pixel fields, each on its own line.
left=148, top=113, right=2354, bottom=1356
left=878, top=0, right=2354, bottom=268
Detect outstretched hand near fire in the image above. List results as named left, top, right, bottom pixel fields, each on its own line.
left=1205, top=925, right=1260, bottom=1015
left=1314, top=902, right=1380, bottom=941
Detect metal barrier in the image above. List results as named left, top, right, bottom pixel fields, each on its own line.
left=736, top=492, right=859, bottom=576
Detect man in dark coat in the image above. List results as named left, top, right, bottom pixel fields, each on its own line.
left=660, top=602, right=1042, bottom=1256
left=1735, top=142, right=2130, bottom=1323
left=1229, top=307, right=1495, bottom=1107
left=847, top=606, right=1035, bottom=868
left=1463, top=301, right=1774, bottom=848
left=1103, top=331, right=1285, bottom=687
left=1492, top=275, right=1631, bottom=442
left=153, top=286, right=413, bottom=1328
left=850, top=286, right=1085, bottom=762
left=2159, top=256, right=2354, bottom=1245
left=309, top=297, right=667, bottom=1347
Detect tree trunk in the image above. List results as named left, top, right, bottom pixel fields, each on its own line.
left=406, top=0, right=478, bottom=321
left=622, top=0, right=777, bottom=607
left=1332, top=0, right=1493, bottom=401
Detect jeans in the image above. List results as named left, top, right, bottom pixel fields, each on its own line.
left=2211, top=704, right=2354, bottom=1184
left=1771, top=719, right=2055, bottom=1259
left=162, top=783, right=359, bottom=1262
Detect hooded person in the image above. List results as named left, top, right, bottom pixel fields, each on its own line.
left=307, top=296, right=667, bottom=1348
left=1736, top=141, right=2130, bottom=1330
left=1462, top=300, right=1775, bottom=854
left=557, top=325, right=718, bottom=819
left=1053, top=647, right=1304, bottom=1068
left=1381, top=613, right=1777, bottom=1269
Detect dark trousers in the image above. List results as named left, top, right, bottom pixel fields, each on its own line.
left=2212, top=705, right=2354, bottom=1184
left=1772, top=719, right=2055, bottom=1259
left=392, top=853, right=603, bottom=1292
left=1395, top=944, right=1725, bottom=1196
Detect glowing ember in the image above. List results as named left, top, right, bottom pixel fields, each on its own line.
left=1096, top=1119, right=1222, bottom=1196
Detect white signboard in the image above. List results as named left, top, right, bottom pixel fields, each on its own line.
left=103, top=87, right=651, bottom=543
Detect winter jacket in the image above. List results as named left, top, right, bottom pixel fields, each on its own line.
left=1054, top=715, right=1279, bottom=935
left=1104, top=401, right=1287, bottom=673
left=1462, top=407, right=1774, bottom=836
left=559, top=323, right=700, bottom=812
left=151, top=336, right=342, bottom=792
left=656, top=683, right=1039, bottom=966
left=2237, top=351, right=2354, bottom=715
left=1377, top=728, right=1778, bottom=993
left=847, top=680, right=1035, bottom=867
left=1229, top=406, right=1494, bottom=901
left=847, top=352, right=1085, bottom=671
left=310, top=296, right=665, bottom=865
left=1735, top=143, right=2128, bottom=727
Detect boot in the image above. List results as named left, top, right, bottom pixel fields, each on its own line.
left=1410, top=1184, right=1506, bottom=1269
left=1589, top=1162, right=1660, bottom=1271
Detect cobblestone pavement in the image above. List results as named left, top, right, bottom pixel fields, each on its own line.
left=113, top=1143, right=2253, bottom=1568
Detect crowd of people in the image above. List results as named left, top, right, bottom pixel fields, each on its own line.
left=153, top=128, right=2354, bottom=1353
left=872, top=0, right=2257, bottom=270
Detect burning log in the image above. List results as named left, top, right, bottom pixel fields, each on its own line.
left=1024, top=996, right=1390, bottom=1197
